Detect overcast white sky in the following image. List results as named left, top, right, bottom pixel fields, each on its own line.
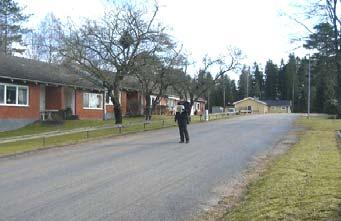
left=17, top=0, right=310, bottom=78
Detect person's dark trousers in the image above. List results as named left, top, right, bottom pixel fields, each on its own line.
left=178, top=124, right=189, bottom=142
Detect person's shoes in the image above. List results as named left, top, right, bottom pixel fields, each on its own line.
left=179, top=141, right=184, bottom=143
left=186, top=140, right=190, bottom=143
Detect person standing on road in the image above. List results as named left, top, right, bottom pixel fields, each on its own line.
left=175, top=104, right=190, bottom=143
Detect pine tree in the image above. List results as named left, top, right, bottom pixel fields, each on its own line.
left=304, top=23, right=338, bottom=114
left=295, top=58, right=308, bottom=113
left=264, top=60, right=279, bottom=99
left=0, top=0, right=30, bottom=55
left=238, top=65, right=252, bottom=99
left=252, top=62, right=264, bottom=99
left=282, top=54, right=297, bottom=102
left=278, top=59, right=286, bottom=99
left=230, top=80, right=238, bottom=103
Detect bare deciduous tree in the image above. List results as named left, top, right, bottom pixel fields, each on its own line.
left=173, top=47, right=242, bottom=112
left=60, top=4, right=165, bottom=124
left=26, top=13, right=63, bottom=63
left=131, top=41, right=186, bottom=120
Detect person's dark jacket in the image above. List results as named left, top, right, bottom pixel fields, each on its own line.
left=175, top=111, right=189, bottom=126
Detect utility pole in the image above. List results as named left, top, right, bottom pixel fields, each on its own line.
left=246, top=71, right=249, bottom=98
left=292, top=59, right=298, bottom=113
left=223, top=76, right=226, bottom=111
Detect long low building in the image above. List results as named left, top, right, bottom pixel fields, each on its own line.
left=233, top=97, right=291, bottom=114
left=0, top=55, right=206, bottom=131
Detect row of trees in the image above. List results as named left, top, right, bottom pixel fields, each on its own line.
left=0, top=0, right=241, bottom=124
left=1, top=0, right=340, bottom=119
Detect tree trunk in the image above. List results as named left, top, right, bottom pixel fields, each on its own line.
left=112, top=83, right=122, bottom=124
left=145, top=94, right=151, bottom=121
left=330, top=0, right=341, bottom=118
left=335, top=57, right=341, bottom=118
left=151, top=96, right=160, bottom=117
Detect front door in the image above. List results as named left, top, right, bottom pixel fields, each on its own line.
left=40, top=85, right=46, bottom=112
left=64, top=87, right=75, bottom=114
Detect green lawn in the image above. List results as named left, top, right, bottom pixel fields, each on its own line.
left=224, top=117, right=341, bottom=220
left=0, top=119, right=113, bottom=139
left=0, top=114, right=228, bottom=156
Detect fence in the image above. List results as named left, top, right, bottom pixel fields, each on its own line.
left=0, top=113, right=231, bottom=151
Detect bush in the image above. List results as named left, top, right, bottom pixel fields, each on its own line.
left=64, top=108, right=73, bottom=120
left=324, top=99, right=338, bottom=115
left=332, top=101, right=341, bottom=119
left=69, top=115, right=79, bottom=120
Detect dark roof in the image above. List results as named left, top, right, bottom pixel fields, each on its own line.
left=0, top=54, right=102, bottom=90
left=261, top=100, right=291, bottom=106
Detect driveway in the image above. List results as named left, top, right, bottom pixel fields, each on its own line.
left=0, top=114, right=297, bottom=221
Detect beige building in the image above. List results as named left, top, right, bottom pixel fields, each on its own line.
left=233, top=97, right=291, bottom=114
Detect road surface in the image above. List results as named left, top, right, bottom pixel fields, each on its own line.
left=0, top=114, right=297, bottom=221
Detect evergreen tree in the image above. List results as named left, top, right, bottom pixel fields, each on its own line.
left=313, top=55, right=337, bottom=113
left=281, top=54, right=297, bottom=103
left=304, top=23, right=338, bottom=114
left=301, top=0, right=341, bottom=117
left=209, top=74, right=235, bottom=108
left=238, top=65, right=252, bottom=99
left=264, top=60, right=279, bottom=99
left=252, top=62, right=264, bottom=99
left=0, top=0, right=30, bottom=55
left=295, top=58, right=308, bottom=113
left=230, top=80, right=238, bottom=103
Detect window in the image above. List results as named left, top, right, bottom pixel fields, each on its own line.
left=281, top=106, right=286, bottom=110
left=83, top=92, right=103, bottom=109
left=271, top=106, right=276, bottom=110
left=6, top=86, right=16, bottom=104
left=0, top=85, right=4, bottom=104
left=0, top=84, right=29, bottom=106
left=18, top=87, right=28, bottom=105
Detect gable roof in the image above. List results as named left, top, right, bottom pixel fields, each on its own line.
left=233, top=97, right=291, bottom=107
left=0, top=54, right=102, bottom=90
left=233, top=97, right=267, bottom=105
left=261, top=100, right=291, bottom=106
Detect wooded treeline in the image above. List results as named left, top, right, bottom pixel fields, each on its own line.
left=208, top=0, right=341, bottom=116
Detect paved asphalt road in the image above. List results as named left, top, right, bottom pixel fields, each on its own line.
left=0, top=114, right=297, bottom=221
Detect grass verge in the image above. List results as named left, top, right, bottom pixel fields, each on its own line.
left=223, top=116, right=341, bottom=220
left=0, top=114, right=230, bottom=156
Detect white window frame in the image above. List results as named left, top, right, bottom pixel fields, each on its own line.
left=281, top=106, right=287, bottom=110
left=0, top=83, right=29, bottom=107
left=83, top=92, right=103, bottom=110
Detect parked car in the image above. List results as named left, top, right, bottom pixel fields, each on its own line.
left=227, top=108, right=237, bottom=115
